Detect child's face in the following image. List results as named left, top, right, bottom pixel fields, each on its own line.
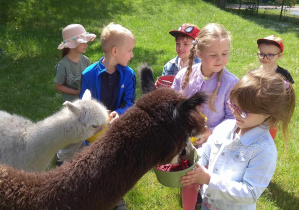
left=115, top=36, right=135, bottom=66
left=73, top=43, right=88, bottom=54
left=197, top=38, right=230, bottom=77
left=258, top=43, right=282, bottom=68
left=175, top=37, right=193, bottom=61
left=231, top=100, right=269, bottom=135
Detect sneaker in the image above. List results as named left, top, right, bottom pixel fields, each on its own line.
left=115, top=199, right=127, bottom=210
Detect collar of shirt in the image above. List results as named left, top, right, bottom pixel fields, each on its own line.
left=232, top=122, right=270, bottom=146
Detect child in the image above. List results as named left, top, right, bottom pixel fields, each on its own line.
left=171, top=23, right=239, bottom=209
left=55, top=24, right=96, bottom=103
left=257, top=35, right=294, bottom=84
left=79, top=22, right=136, bottom=210
left=162, top=23, right=201, bottom=76
left=55, top=24, right=96, bottom=164
left=256, top=35, right=294, bottom=140
left=79, top=22, right=136, bottom=122
left=181, top=70, right=295, bottom=210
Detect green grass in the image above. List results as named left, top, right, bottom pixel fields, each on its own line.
left=0, top=0, right=298, bottom=209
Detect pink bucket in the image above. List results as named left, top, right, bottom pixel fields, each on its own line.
left=155, top=75, right=175, bottom=88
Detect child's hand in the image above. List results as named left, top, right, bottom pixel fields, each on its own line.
left=76, top=88, right=81, bottom=95
left=110, top=111, right=119, bottom=123
left=180, top=163, right=211, bottom=186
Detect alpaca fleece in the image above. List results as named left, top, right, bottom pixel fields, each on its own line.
left=0, top=78, right=206, bottom=210
left=0, top=92, right=108, bottom=172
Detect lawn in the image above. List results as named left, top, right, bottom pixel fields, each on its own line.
left=0, top=0, right=298, bottom=209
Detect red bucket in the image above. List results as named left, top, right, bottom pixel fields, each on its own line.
left=155, top=75, right=175, bottom=88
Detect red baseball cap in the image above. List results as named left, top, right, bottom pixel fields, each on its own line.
left=257, top=35, right=284, bottom=52
left=169, top=24, right=200, bottom=40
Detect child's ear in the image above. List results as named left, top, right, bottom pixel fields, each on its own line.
left=278, top=52, right=283, bottom=59
left=111, top=46, right=118, bottom=56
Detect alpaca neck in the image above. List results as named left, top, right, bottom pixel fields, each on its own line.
left=25, top=111, right=82, bottom=171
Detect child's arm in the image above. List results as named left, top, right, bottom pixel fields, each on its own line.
left=79, top=75, right=88, bottom=99
left=171, top=73, right=181, bottom=91
left=115, top=71, right=136, bottom=115
left=55, top=83, right=80, bottom=95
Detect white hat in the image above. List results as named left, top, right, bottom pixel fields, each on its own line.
left=57, top=24, right=96, bottom=50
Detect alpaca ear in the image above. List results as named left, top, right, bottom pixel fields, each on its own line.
left=63, top=101, right=81, bottom=115
left=82, top=89, right=92, bottom=100
left=139, top=63, right=156, bottom=94
left=173, top=92, right=207, bottom=127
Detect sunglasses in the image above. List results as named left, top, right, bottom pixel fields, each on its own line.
left=226, top=101, right=249, bottom=118
left=257, top=53, right=280, bottom=60
left=178, top=26, right=195, bottom=34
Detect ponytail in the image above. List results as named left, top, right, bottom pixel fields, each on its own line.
left=182, top=44, right=197, bottom=91
left=209, top=69, right=224, bottom=112
left=62, top=48, right=70, bottom=58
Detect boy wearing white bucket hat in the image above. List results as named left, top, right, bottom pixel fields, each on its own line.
left=55, top=24, right=96, bottom=164
left=55, top=24, right=96, bottom=103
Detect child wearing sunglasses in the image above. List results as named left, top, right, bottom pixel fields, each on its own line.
left=172, top=23, right=238, bottom=209
left=181, top=70, right=295, bottom=210
left=257, top=35, right=294, bottom=84
left=162, top=23, right=201, bottom=76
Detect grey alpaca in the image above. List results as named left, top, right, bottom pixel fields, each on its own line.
left=0, top=90, right=108, bottom=172
left=0, top=66, right=206, bottom=209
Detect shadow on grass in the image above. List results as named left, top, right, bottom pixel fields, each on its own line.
left=225, top=8, right=299, bottom=35
left=196, top=0, right=299, bottom=37
left=0, top=0, right=135, bottom=59
left=264, top=181, right=299, bottom=209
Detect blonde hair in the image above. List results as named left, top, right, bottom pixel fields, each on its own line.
left=182, top=23, right=231, bottom=112
left=230, top=70, right=295, bottom=143
left=101, top=22, right=135, bottom=53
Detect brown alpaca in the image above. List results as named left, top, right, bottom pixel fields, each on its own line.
left=0, top=67, right=206, bottom=210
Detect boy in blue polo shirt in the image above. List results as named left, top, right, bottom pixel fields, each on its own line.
left=78, top=23, right=136, bottom=210
left=80, top=22, right=136, bottom=123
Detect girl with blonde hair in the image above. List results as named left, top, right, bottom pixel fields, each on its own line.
left=171, top=23, right=239, bottom=209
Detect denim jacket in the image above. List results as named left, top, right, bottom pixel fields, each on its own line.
left=199, top=119, right=277, bottom=210
left=162, top=55, right=201, bottom=76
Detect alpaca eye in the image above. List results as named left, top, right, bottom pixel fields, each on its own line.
left=92, top=125, right=99, bottom=128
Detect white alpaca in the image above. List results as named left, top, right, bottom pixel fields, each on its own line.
left=0, top=90, right=108, bottom=172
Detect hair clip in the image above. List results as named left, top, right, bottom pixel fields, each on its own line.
left=283, top=80, right=290, bottom=89
left=217, top=82, right=221, bottom=87
left=192, top=40, right=198, bottom=45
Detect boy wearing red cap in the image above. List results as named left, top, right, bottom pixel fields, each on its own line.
left=257, top=35, right=294, bottom=84
left=256, top=35, right=294, bottom=140
left=162, top=23, right=201, bottom=76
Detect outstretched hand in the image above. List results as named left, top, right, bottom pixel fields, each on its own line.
left=180, top=163, right=211, bottom=186
left=110, top=111, right=120, bottom=123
